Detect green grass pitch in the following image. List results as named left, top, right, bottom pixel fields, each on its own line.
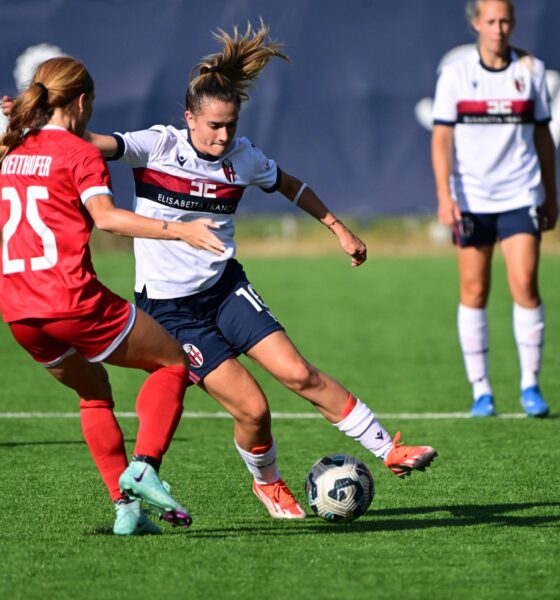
left=0, top=252, right=559, bottom=599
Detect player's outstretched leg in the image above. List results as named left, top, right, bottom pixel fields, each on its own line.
left=253, top=479, right=306, bottom=519
left=383, top=432, right=438, bottom=478
left=113, top=496, right=162, bottom=536
left=119, top=461, right=192, bottom=528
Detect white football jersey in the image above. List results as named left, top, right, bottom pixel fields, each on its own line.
left=432, top=47, right=551, bottom=213
left=114, top=125, right=280, bottom=298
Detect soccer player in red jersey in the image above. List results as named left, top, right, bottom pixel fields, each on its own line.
left=432, top=0, right=558, bottom=417
left=0, top=57, right=223, bottom=534
left=84, top=22, right=437, bottom=519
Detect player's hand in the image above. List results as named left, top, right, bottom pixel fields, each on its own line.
left=437, top=197, right=460, bottom=226
left=175, top=218, right=226, bottom=255
left=334, top=224, right=367, bottom=267
left=1, top=96, right=14, bottom=117
left=540, top=198, right=558, bottom=231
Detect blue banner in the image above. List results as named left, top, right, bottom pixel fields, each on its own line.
left=1, top=0, right=559, bottom=215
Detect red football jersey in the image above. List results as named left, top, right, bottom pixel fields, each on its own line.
left=0, top=125, right=113, bottom=322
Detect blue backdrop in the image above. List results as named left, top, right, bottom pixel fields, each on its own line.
left=1, top=0, right=559, bottom=215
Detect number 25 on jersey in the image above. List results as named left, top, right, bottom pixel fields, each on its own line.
left=1, top=185, right=58, bottom=274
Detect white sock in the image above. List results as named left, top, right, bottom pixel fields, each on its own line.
left=333, top=399, right=393, bottom=460
left=472, top=378, right=492, bottom=400
left=234, top=439, right=280, bottom=485
left=458, top=304, right=492, bottom=398
left=513, top=303, right=544, bottom=390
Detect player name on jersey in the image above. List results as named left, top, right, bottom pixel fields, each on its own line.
left=457, top=99, right=535, bottom=124
left=1, top=154, right=52, bottom=176
left=133, top=166, right=245, bottom=214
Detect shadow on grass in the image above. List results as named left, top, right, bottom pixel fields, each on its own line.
left=86, top=501, right=560, bottom=537
left=185, top=501, right=560, bottom=537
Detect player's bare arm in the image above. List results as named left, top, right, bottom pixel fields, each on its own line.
left=279, top=170, right=367, bottom=266
left=83, top=131, right=119, bottom=158
left=432, top=124, right=461, bottom=226
left=85, top=193, right=226, bottom=253
left=533, top=124, right=558, bottom=230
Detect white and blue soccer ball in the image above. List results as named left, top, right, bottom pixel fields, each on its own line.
left=305, top=454, right=374, bottom=523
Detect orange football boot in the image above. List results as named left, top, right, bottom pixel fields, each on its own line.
left=384, top=432, right=437, bottom=477
left=253, top=479, right=306, bottom=519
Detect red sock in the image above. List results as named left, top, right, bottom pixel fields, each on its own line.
left=251, top=439, right=273, bottom=454
left=80, top=398, right=128, bottom=502
left=134, top=365, right=188, bottom=460
left=341, top=393, right=358, bottom=419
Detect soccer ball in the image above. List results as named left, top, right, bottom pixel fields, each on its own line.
left=305, top=454, right=374, bottom=523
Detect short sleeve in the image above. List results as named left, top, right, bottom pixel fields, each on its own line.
left=72, top=146, right=113, bottom=204
left=114, top=127, right=164, bottom=168
left=249, top=144, right=280, bottom=192
left=533, top=63, right=551, bottom=123
left=432, top=66, right=458, bottom=126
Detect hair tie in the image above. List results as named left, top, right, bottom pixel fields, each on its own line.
left=35, top=81, right=48, bottom=95
left=206, top=65, right=219, bottom=74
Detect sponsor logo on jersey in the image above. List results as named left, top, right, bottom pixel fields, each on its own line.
left=221, top=159, right=236, bottom=183
left=133, top=167, right=245, bottom=214
left=456, top=99, right=534, bottom=124
left=177, top=152, right=187, bottom=167
left=183, top=343, right=204, bottom=368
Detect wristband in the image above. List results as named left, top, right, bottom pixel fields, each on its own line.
left=292, top=183, right=307, bottom=206
left=327, top=219, right=341, bottom=230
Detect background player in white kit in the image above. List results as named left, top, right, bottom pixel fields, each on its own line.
left=86, top=21, right=437, bottom=518
left=431, top=0, right=558, bottom=417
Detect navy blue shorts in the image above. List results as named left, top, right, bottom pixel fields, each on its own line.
left=135, top=259, right=284, bottom=385
left=453, top=206, right=541, bottom=247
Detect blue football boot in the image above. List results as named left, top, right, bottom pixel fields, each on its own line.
left=520, top=386, right=549, bottom=418
left=470, top=394, right=496, bottom=417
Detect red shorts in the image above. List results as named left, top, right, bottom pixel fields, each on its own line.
left=9, top=291, right=135, bottom=367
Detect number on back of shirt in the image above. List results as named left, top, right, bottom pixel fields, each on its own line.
left=1, top=185, right=58, bottom=274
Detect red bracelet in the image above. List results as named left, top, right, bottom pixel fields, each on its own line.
left=327, top=219, right=341, bottom=230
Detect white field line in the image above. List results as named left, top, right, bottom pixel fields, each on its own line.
left=0, top=411, right=527, bottom=420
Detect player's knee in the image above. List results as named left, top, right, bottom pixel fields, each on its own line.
left=282, top=360, right=321, bottom=394
left=232, top=398, right=270, bottom=428
left=461, top=282, right=489, bottom=307
left=509, top=275, right=538, bottom=302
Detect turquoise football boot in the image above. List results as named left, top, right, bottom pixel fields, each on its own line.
left=119, top=461, right=192, bottom=528
left=113, top=497, right=161, bottom=536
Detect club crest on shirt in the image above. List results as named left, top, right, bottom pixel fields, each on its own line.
left=514, top=77, right=526, bottom=93
left=221, top=159, right=236, bottom=183
left=182, top=343, right=204, bottom=368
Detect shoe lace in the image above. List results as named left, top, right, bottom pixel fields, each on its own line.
left=270, top=481, right=295, bottom=506
left=387, top=432, right=412, bottom=462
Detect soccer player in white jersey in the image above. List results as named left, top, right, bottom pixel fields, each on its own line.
left=431, top=0, right=558, bottom=417
left=84, top=21, right=437, bottom=519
